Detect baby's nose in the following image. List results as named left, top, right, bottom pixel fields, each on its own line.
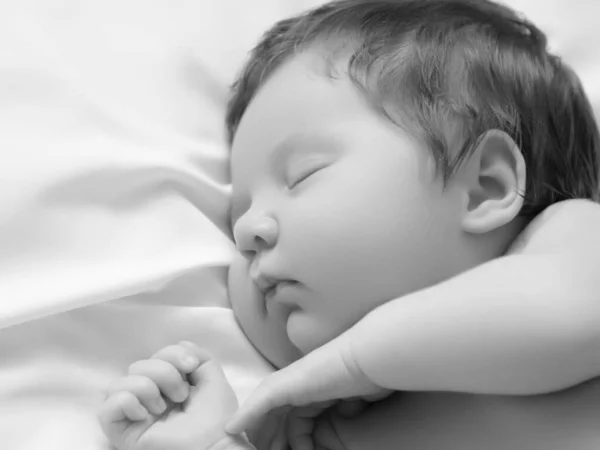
left=234, top=215, right=279, bottom=254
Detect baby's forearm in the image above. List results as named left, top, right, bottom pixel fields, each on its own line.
left=349, top=251, right=600, bottom=395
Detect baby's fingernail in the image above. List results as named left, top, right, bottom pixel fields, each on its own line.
left=136, top=405, right=147, bottom=420
left=183, top=355, right=199, bottom=368
left=224, top=419, right=239, bottom=435
left=153, top=397, right=167, bottom=413
left=176, top=385, right=189, bottom=402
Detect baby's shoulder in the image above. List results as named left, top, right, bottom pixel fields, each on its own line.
left=509, top=199, right=600, bottom=254
left=535, top=199, right=600, bottom=230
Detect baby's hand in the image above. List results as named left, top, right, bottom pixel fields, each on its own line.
left=98, top=341, right=241, bottom=450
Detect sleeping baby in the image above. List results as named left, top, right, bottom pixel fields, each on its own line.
left=99, top=0, right=600, bottom=449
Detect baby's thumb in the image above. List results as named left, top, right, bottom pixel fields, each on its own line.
left=188, top=356, right=224, bottom=386
left=185, top=355, right=238, bottom=415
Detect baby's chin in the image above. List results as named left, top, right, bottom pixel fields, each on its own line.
left=253, top=311, right=323, bottom=369
left=285, top=311, right=338, bottom=358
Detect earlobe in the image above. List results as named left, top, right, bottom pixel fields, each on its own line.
left=462, top=130, right=526, bottom=234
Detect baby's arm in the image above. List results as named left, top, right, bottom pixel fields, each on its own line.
left=352, top=199, right=600, bottom=395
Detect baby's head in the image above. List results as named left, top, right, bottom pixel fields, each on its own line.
left=226, top=0, right=600, bottom=368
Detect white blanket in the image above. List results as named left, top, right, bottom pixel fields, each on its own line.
left=0, top=1, right=298, bottom=448
left=0, top=1, right=598, bottom=449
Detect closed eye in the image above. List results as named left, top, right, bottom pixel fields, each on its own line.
left=288, top=166, right=324, bottom=189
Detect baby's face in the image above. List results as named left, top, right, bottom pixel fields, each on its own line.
left=228, top=52, right=473, bottom=368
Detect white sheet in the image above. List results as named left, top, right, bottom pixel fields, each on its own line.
left=0, top=1, right=598, bottom=449
left=0, top=1, right=303, bottom=448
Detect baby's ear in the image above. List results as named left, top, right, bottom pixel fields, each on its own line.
left=461, top=129, right=526, bottom=234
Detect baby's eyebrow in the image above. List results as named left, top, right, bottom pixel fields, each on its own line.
left=270, top=130, right=343, bottom=169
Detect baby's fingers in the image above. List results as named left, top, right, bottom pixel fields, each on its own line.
left=99, top=391, right=147, bottom=427
left=151, top=342, right=201, bottom=375
left=128, top=359, right=189, bottom=403
left=106, top=375, right=166, bottom=416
